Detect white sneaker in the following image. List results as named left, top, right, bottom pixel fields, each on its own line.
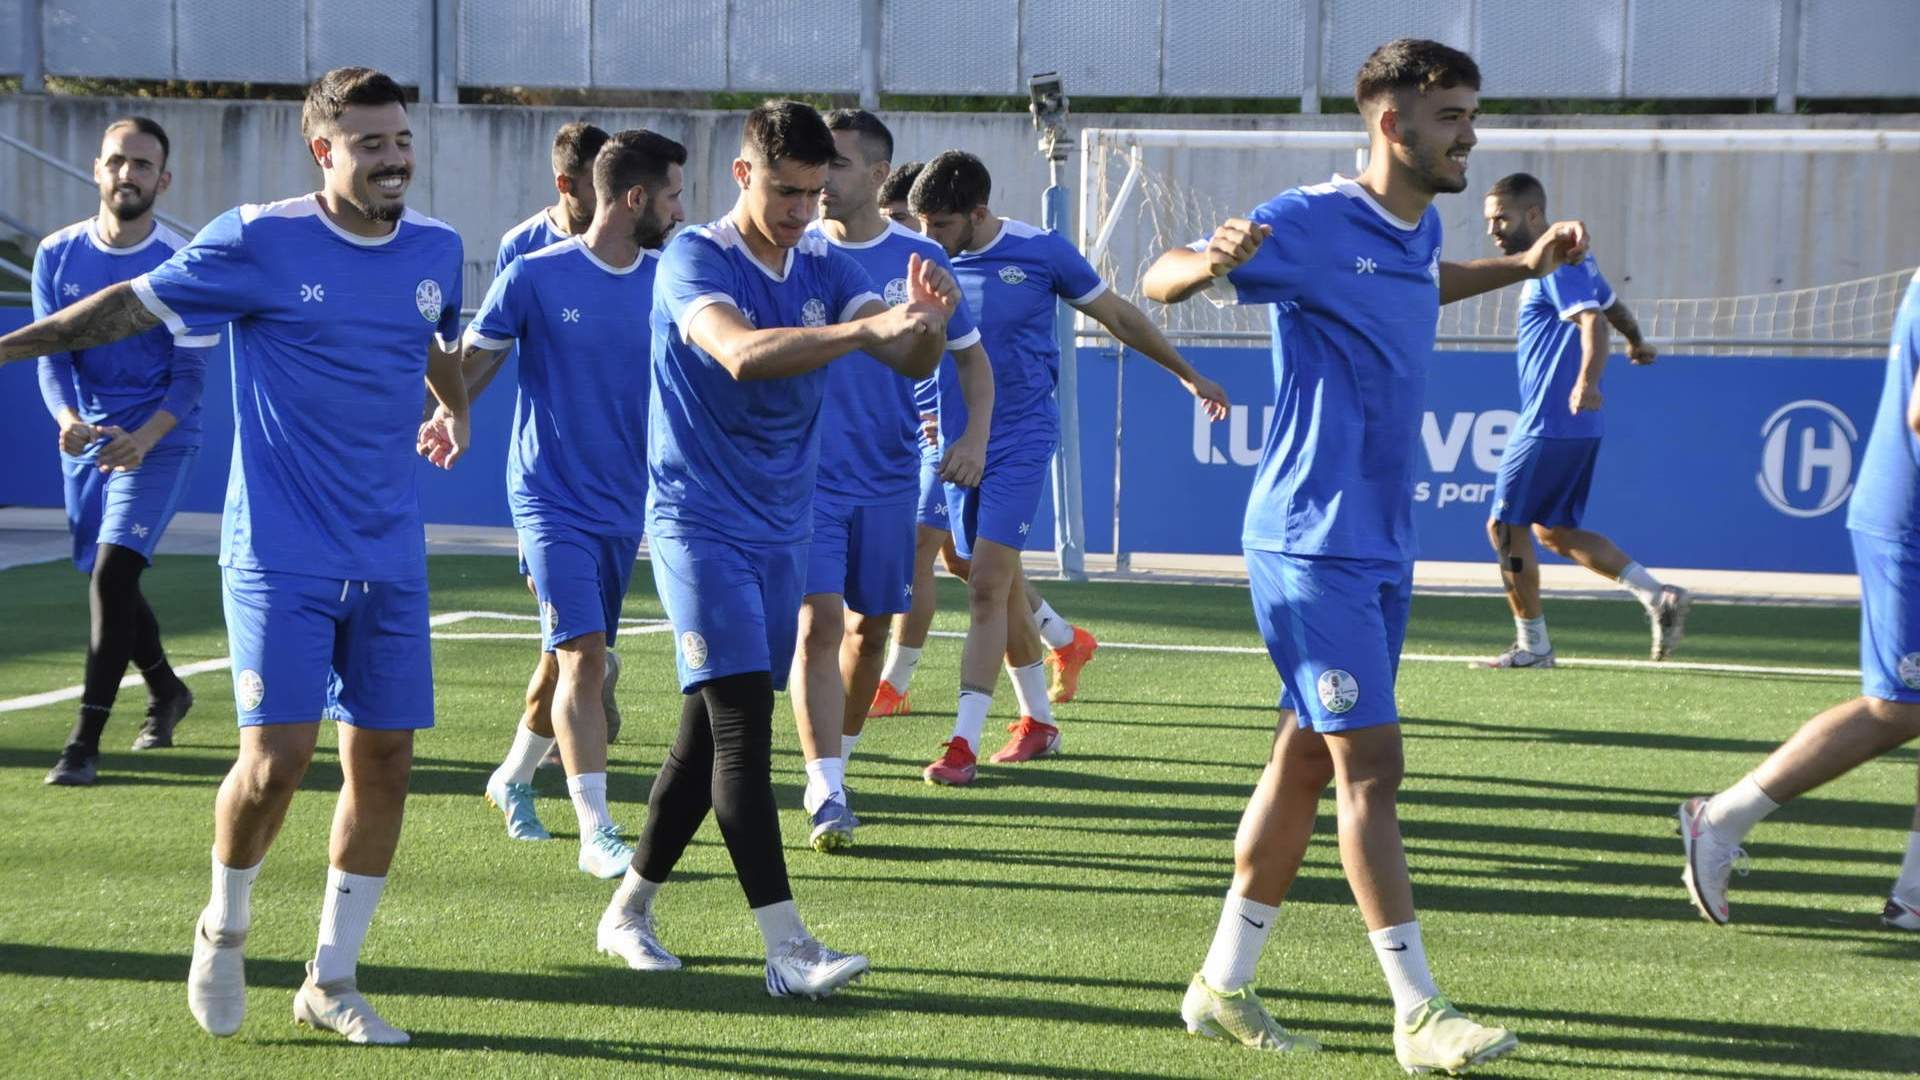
left=293, top=961, right=409, bottom=1044
left=1882, top=894, right=1920, bottom=930
left=187, top=913, right=247, bottom=1037
left=764, top=936, right=868, bottom=999
left=1652, top=585, right=1693, bottom=661
left=1471, top=643, right=1555, bottom=669
left=596, top=904, right=682, bottom=971
left=1679, top=796, right=1748, bottom=925
left=578, top=824, right=634, bottom=880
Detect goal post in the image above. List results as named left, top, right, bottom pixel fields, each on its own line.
left=1065, top=125, right=1920, bottom=571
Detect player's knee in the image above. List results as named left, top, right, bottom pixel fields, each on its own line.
left=556, top=634, right=608, bottom=675
left=1334, top=740, right=1405, bottom=797
left=1533, top=524, right=1572, bottom=556
left=238, top=743, right=313, bottom=799
left=847, top=615, right=889, bottom=658
left=1864, top=696, right=1920, bottom=737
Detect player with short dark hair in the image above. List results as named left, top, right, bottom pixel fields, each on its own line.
left=34, top=116, right=215, bottom=786
left=5, top=65, right=472, bottom=1045
left=911, top=150, right=1226, bottom=786
left=1144, top=37, right=1593, bottom=1072
left=1678, top=273, right=1920, bottom=931
left=461, top=130, right=687, bottom=869
left=593, top=100, right=958, bottom=998
left=1476, top=171, right=1684, bottom=668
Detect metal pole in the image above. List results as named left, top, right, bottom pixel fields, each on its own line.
left=1299, top=0, right=1322, bottom=114
left=433, top=0, right=458, bottom=106
left=22, top=0, right=45, bottom=93
left=1044, top=166, right=1086, bottom=581
left=1775, top=0, right=1802, bottom=114
left=858, top=0, right=881, bottom=110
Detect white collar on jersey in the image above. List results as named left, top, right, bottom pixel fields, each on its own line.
left=85, top=219, right=178, bottom=257
left=1329, top=175, right=1423, bottom=232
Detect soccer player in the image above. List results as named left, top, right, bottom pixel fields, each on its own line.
left=458, top=130, right=686, bottom=867
left=475, top=122, right=625, bottom=786
left=3, top=67, right=470, bottom=1044
left=867, top=163, right=1098, bottom=717
left=1141, top=39, right=1594, bottom=1073
left=1476, top=172, right=1687, bottom=668
left=33, top=117, right=216, bottom=785
left=789, top=111, right=992, bottom=852
left=911, top=150, right=1227, bottom=786
left=1678, top=271, right=1920, bottom=930
left=593, top=100, right=956, bottom=998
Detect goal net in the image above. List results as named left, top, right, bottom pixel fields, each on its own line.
left=1078, top=127, right=1919, bottom=356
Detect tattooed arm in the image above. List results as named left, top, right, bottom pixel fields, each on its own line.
left=0, top=282, right=160, bottom=365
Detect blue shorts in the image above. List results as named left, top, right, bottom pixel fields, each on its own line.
left=650, top=532, right=807, bottom=693
left=1852, top=530, right=1920, bottom=704
left=946, top=443, right=1051, bottom=560
left=917, top=457, right=950, bottom=530
left=221, top=568, right=435, bottom=729
left=1491, top=435, right=1601, bottom=528
left=62, top=445, right=197, bottom=574
left=518, top=522, right=640, bottom=651
left=805, top=497, right=915, bottom=616
left=1246, top=549, right=1411, bottom=733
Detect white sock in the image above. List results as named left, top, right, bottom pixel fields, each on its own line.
left=566, top=771, right=615, bottom=836
left=841, top=732, right=862, bottom=764
left=498, top=723, right=555, bottom=787
left=1515, top=615, right=1550, bottom=654
left=613, top=868, right=661, bottom=916
left=880, top=643, right=922, bottom=691
left=1704, top=775, right=1779, bottom=844
left=1007, top=660, right=1054, bottom=725
left=1369, top=921, right=1441, bottom=1019
left=752, top=899, right=808, bottom=953
left=313, top=868, right=386, bottom=985
left=1034, top=599, right=1075, bottom=650
left=1198, top=891, right=1278, bottom=993
left=953, top=690, right=992, bottom=750
left=205, top=850, right=261, bottom=935
left=803, top=756, right=845, bottom=815
left=1618, top=561, right=1663, bottom=611
left=1895, top=831, right=1920, bottom=900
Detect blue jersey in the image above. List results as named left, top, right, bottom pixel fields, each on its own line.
left=807, top=220, right=980, bottom=503
left=1847, top=272, right=1920, bottom=544
left=1514, top=258, right=1615, bottom=439
left=33, top=220, right=220, bottom=446
left=646, top=216, right=881, bottom=544
left=1203, top=176, right=1443, bottom=561
left=467, top=237, right=655, bottom=537
left=495, top=208, right=568, bottom=276
left=134, top=195, right=464, bottom=581
left=945, top=219, right=1106, bottom=456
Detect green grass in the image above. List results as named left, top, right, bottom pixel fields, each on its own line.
left=0, top=554, right=1913, bottom=1078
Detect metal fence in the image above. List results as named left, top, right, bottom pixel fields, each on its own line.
left=3, top=0, right=1916, bottom=108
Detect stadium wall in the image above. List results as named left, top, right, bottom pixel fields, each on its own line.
left=3, top=97, right=1918, bottom=301
left=0, top=305, right=1883, bottom=575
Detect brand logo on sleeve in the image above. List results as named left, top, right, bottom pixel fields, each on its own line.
left=415, top=279, right=443, bottom=323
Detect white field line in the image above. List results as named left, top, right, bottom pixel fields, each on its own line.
left=0, top=609, right=1857, bottom=715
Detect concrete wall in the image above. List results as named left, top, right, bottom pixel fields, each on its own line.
left=3, top=95, right=1916, bottom=305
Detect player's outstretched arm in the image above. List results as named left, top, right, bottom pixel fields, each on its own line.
left=690, top=302, right=933, bottom=382
left=940, top=341, right=995, bottom=487
left=1605, top=300, right=1656, bottom=364
left=1076, top=290, right=1228, bottom=420
left=0, top=282, right=160, bottom=365
left=1142, top=219, right=1270, bottom=305
left=1439, top=221, right=1590, bottom=305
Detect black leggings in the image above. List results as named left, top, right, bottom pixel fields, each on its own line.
left=81, top=543, right=168, bottom=713
left=633, top=671, right=792, bottom=909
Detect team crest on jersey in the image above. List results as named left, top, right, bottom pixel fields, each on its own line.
left=999, top=265, right=1027, bottom=286
left=1316, top=668, right=1359, bottom=714
left=681, top=631, right=709, bottom=669
left=802, top=298, right=828, bottom=327
left=415, top=279, right=443, bottom=323
left=236, top=669, right=265, bottom=713
left=884, top=277, right=909, bottom=305
left=1899, top=652, right=1920, bottom=689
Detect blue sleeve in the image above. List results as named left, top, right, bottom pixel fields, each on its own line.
left=1544, top=260, right=1611, bottom=320
left=825, top=246, right=882, bottom=325
left=466, top=257, right=526, bottom=347
left=1045, top=232, right=1107, bottom=305
left=1214, top=194, right=1310, bottom=306
left=30, top=240, right=80, bottom=421
left=659, top=235, right=740, bottom=341
left=923, top=243, right=980, bottom=350
left=494, top=233, right=517, bottom=278
left=133, top=209, right=264, bottom=334
left=158, top=337, right=212, bottom=421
